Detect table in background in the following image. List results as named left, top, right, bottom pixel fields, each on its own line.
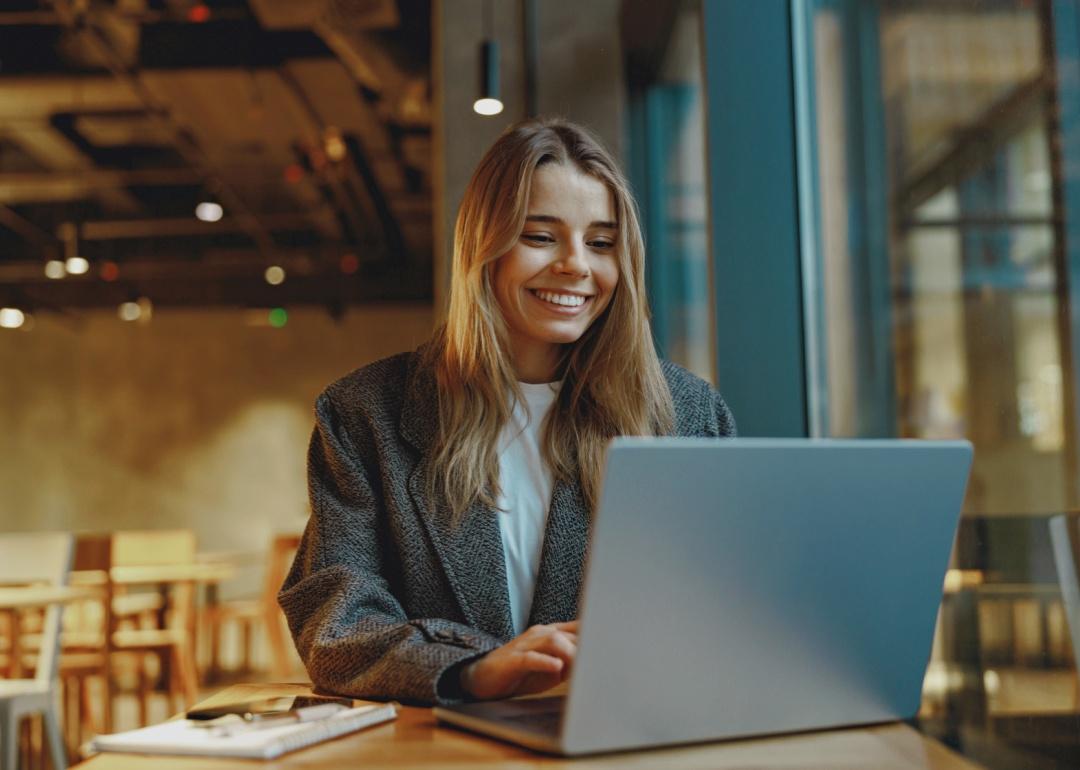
left=71, top=562, right=236, bottom=674
left=73, top=682, right=986, bottom=769
left=0, top=585, right=96, bottom=678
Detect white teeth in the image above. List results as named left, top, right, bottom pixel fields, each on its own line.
left=534, top=290, right=587, bottom=307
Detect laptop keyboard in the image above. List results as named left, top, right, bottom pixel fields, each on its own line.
left=500, top=710, right=563, bottom=734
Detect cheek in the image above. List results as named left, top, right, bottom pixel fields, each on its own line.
left=597, top=260, right=620, bottom=298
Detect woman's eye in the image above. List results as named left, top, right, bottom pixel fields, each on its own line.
left=588, top=239, right=615, bottom=250
left=522, top=233, right=554, bottom=245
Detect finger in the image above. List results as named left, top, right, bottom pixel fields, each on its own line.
left=550, top=621, right=579, bottom=633
left=517, top=650, right=564, bottom=674
left=534, top=630, right=577, bottom=665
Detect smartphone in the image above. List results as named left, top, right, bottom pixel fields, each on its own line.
left=186, top=695, right=353, bottom=721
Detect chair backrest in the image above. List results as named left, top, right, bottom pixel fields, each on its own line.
left=1050, top=514, right=1080, bottom=670
left=0, top=532, right=74, bottom=683
left=111, top=530, right=196, bottom=567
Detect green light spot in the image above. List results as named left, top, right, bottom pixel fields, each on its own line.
left=268, top=307, right=288, bottom=328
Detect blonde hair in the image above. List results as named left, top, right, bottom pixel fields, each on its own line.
left=428, top=118, right=674, bottom=521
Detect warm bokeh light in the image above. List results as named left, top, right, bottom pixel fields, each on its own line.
left=100, top=261, right=120, bottom=282
left=339, top=253, right=359, bottom=274
left=195, top=201, right=224, bottom=222
left=137, top=296, right=154, bottom=322
left=473, top=98, right=504, bottom=116
left=118, top=301, right=141, bottom=322
left=268, top=307, right=288, bottom=328
left=44, top=260, right=66, bottom=279
left=0, top=308, right=26, bottom=329
left=188, top=4, right=211, bottom=23
left=65, top=256, right=90, bottom=275
left=264, top=266, right=286, bottom=285
left=324, top=127, right=347, bottom=162
left=283, top=163, right=304, bottom=184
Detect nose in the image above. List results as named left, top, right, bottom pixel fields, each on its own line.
left=552, top=239, right=590, bottom=277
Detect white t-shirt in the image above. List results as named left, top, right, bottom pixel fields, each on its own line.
left=496, top=381, right=559, bottom=636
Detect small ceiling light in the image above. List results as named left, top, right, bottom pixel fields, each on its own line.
left=44, top=260, right=66, bottom=280
left=195, top=201, right=224, bottom=223
left=473, top=1, right=502, bottom=117
left=58, top=222, right=87, bottom=275
left=119, top=297, right=153, bottom=323
left=473, top=41, right=503, bottom=116
left=118, top=301, right=141, bottom=322
left=264, top=265, right=286, bottom=285
left=0, top=308, right=25, bottom=329
left=65, top=256, right=90, bottom=275
left=323, top=127, right=347, bottom=163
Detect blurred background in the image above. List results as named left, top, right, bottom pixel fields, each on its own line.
left=1, top=0, right=1080, bottom=768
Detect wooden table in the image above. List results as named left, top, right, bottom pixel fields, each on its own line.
left=0, top=584, right=96, bottom=678
left=74, top=682, right=986, bottom=769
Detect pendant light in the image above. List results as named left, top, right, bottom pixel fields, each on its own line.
left=473, top=0, right=503, bottom=116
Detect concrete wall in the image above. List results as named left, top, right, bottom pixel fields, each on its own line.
left=0, top=305, right=433, bottom=571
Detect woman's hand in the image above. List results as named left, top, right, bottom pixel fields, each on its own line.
left=460, top=621, right=578, bottom=700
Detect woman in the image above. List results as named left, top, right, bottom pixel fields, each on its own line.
left=279, top=118, right=735, bottom=706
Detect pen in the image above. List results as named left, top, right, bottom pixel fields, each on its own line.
left=201, top=703, right=348, bottom=737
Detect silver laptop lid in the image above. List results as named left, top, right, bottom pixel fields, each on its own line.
left=561, top=438, right=972, bottom=755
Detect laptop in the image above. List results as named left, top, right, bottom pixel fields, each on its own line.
left=434, top=438, right=973, bottom=756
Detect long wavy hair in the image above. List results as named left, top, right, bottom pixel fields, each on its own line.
left=426, top=118, right=674, bottom=521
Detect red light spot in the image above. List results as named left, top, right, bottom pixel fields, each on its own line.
left=340, top=254, right=359, bottom=275
left=101, top=261, right=120, bottom=282
left=284, top=164, right=304, bottom=184
left=188, top=4, right=211, bottom=23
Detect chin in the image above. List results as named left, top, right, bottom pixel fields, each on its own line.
left=532, top=323, right=590, bottom=345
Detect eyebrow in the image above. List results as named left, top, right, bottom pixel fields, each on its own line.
left=525, top=214, right=617, bottom=230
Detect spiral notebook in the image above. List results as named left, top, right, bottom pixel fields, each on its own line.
left=90, top=702, right=397, bottom=759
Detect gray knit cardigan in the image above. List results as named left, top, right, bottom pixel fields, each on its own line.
left=278, top=344, right=736, bottom=705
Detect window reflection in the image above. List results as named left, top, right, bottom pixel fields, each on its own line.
left=806, top=0, right=1080, bottom=764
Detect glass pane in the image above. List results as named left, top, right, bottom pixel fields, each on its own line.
left=631, top=3, right=716, bottom=384
left=803, top=0, right=1080, bottom=765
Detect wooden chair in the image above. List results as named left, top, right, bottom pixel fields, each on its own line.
left=0, top=532, right=73, bottom=770
left=204, top=533, right=302, bottom=680
left=70, top=530, right=200, bottom=734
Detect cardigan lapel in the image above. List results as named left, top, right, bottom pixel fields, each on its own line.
left=527, top=475, right=590, bottom=626
left=400, top=349, right=515, bottom=642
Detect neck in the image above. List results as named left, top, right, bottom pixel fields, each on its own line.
left=510, top=335, right=562, bottom=383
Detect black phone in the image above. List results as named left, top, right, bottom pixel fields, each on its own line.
left=186, top=695, right=353, bottom=721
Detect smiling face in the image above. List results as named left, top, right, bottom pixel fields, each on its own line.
left=491, top=162, right=620, bottom=383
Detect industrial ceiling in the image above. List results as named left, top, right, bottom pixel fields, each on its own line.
left=0, top=0, right=432, bottom=316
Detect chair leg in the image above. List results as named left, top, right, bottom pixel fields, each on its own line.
left=208, top=609, right=221, bottom=682
left=42, top=707, right=67, bottom=770
left=175, top=643, right=199, bottom=709
left=79, top=677, right=98, bottom=739
left=241, top=620, right=253, bottom=673
left=0, top=702, right=17, bottom=770
left=102, top=666, right=114, bottom=735
left=265, top=607, right=291, bottom=678
left=137, top=656, right=151, bottom=727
